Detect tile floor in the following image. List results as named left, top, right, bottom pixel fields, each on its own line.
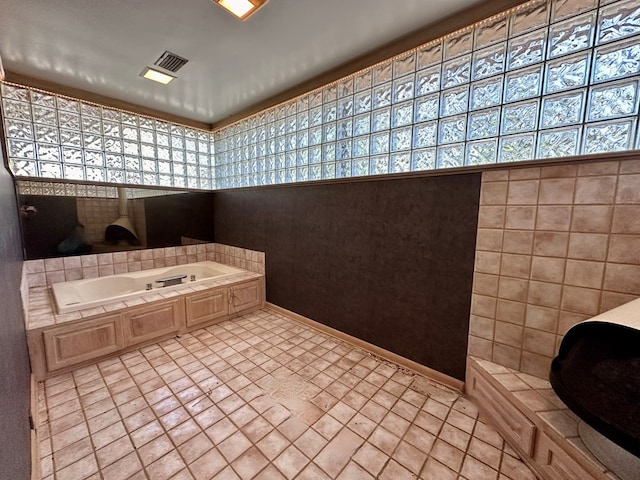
left=38, top=308, right=539, bottom=480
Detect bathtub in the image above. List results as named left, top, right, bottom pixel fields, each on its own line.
left=51, top=261, right=244, bottom=314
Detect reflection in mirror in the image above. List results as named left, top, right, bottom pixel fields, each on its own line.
left=16, top=180, right=215, bottom=260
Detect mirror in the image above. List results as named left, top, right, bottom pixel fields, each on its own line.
left=16, top=180, right=215, bottom=260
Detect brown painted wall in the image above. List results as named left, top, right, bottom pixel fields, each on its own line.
left=20, top=195, right=78, bottom=259
left=144, top=192, right=215, bottom=247
left=0, top=159, right=32, bottom=476
left=214, top=174, right=480, bottom=380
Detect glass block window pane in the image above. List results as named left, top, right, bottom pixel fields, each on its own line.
left=3, top=100, right=32, bottom=120
left=415, top=66, right=441, bottom=97
left=540, top=90, right=586, bottom=129
left=442, top=54, right=471, bottom=89
left=370, top=155, right=389, bottom=175
left=393, top=76, right=415, bottom=103
left=583, top=119, right=636, bottom=153
left=352, top=158, right=369, bottom=176
left=511, top=0, right=549, bottom=36
left=444, top=30, right=473, bottom=59
left=31, top=92, right=56, bottom=107
left=371, top=108, right=391, bottom=132
left=354, top=70, right=373, bottom=92
left=505, top=65, right=543, bottom=102
left=473, top=43, right=506, bottom=80
left=64, top=164, right=85, bottom=180
left=11, top=159, right=37, bottom=176
left=371, top=132, right=390, bottom=154
left=33, top=106, right=58, bottom=125
left=592, top=37, right=640, bottom=83
left=390, top=152, right=411, bottom=172
left=1, top=83, right=29, bottom=102
left=551, top=0, right=597, bottom=23
left=353, top=114, right=371, bottom=136
left=412, top=148, right=436, bottom=171
left=475, top=15, right=508, bottom=48
left=537, top=126, right=581, bottom=157
left=59, top=112, right=80, bottom=130
left=373, top=84, right=392, bottom=109
left=437, top=144, right=465, bottom=168
left=60, top=129, right=82, bottom=147
left=502, top=99, right=540, bottom=134
left=413, top=122, right=438, bottom=149
left=391, top=102, right=414, bottom=128
left=467, top=139, right=498, bottom=165
left=548, top=11, right=596, bottom=58
left=507, top=29, right=547, bottom=70
left=468, top=108, right=501, bottom=139
left=394, top=53, right=416, bottom=77
left=353, top=136, right=370, bottom=157
left=470, top=76, right=504, bottom=110
left=545, top=51, right=591, bottom=93
left=391, top=127, right=412, bottom=152
left=417, top=42, right=442, bottom=69
left=39, top=161, right=62, bottom=178
left=414, top=94, right=440, bottom=122
left=9, top=140, right=35, bottom=158
left=354, top=91, right=372, bottom=114
left=587, top=79, right=639, bottom=121
left=5, top=119, right=34, bottom=140
left=373, top=62, right=393, bottom=85
left=34, top=125, right=58, bottom=144
left=499, top=133, right=537, bottom=162
left=441, top=86, right=469, bottom=117
left=597, top=0, right=640, bottom=45
left=439, top=115, right=467, bottom=144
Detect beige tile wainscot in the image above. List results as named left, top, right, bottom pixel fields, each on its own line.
left=26, top=270, right=265, bottom=380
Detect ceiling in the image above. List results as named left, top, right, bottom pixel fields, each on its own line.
left=0, top=0, right=488, bottom=125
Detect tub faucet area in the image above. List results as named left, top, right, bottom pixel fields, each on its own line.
left=155, top=274, right=187, bottom=287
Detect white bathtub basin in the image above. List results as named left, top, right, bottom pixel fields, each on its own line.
left=51, top=261, right=243, bottom=314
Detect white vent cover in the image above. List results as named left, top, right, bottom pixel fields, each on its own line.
left=154, top=51, right=188, bottom=73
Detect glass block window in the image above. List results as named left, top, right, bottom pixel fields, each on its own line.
left=1, top=83, right=214, bottom=189
left=2, top=0, right=640, bottom=191
left=214, top=0, right=640, bottom=188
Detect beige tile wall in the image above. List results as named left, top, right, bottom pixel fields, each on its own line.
left=23, top=243, right=265, bottom=289
left=468, top=158, right=640, bottom=379
left=76, top=197, right=144, bottom=244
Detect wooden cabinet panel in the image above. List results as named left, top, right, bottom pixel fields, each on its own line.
left=185, top=288, right=228, bottom=327
left=466, top=364, right=536, bottom=456
left=229, top=279, right=263, bottom=314
left=534, top=432, right=594, bottom=480
left=123, top=298, right=185, bottom=346
left=43, top=314, right=123, bottom=371
left=31, top=276, right=264, bottom=379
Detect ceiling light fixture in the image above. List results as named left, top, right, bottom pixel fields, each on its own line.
left=140, top=67, right=175, bottom=85
left=213, top=0, right=268, bottom=20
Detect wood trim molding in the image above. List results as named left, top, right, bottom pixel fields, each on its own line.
left=211, top=0, right=531, bottom=130
left=266, top=302, right=465, bottom=391
left=4, top=71, right=211, bottom=131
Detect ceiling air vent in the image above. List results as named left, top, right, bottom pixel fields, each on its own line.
left=154, top=51, right=188, bottom=73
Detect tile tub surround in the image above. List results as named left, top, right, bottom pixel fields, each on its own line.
left=469, top=158, right=640, bottom=378
left=26, top=269, right=264, bottom=330
left=22, top=243, right=265, bottom=290
left=35, top=308, right=537, bottom=480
